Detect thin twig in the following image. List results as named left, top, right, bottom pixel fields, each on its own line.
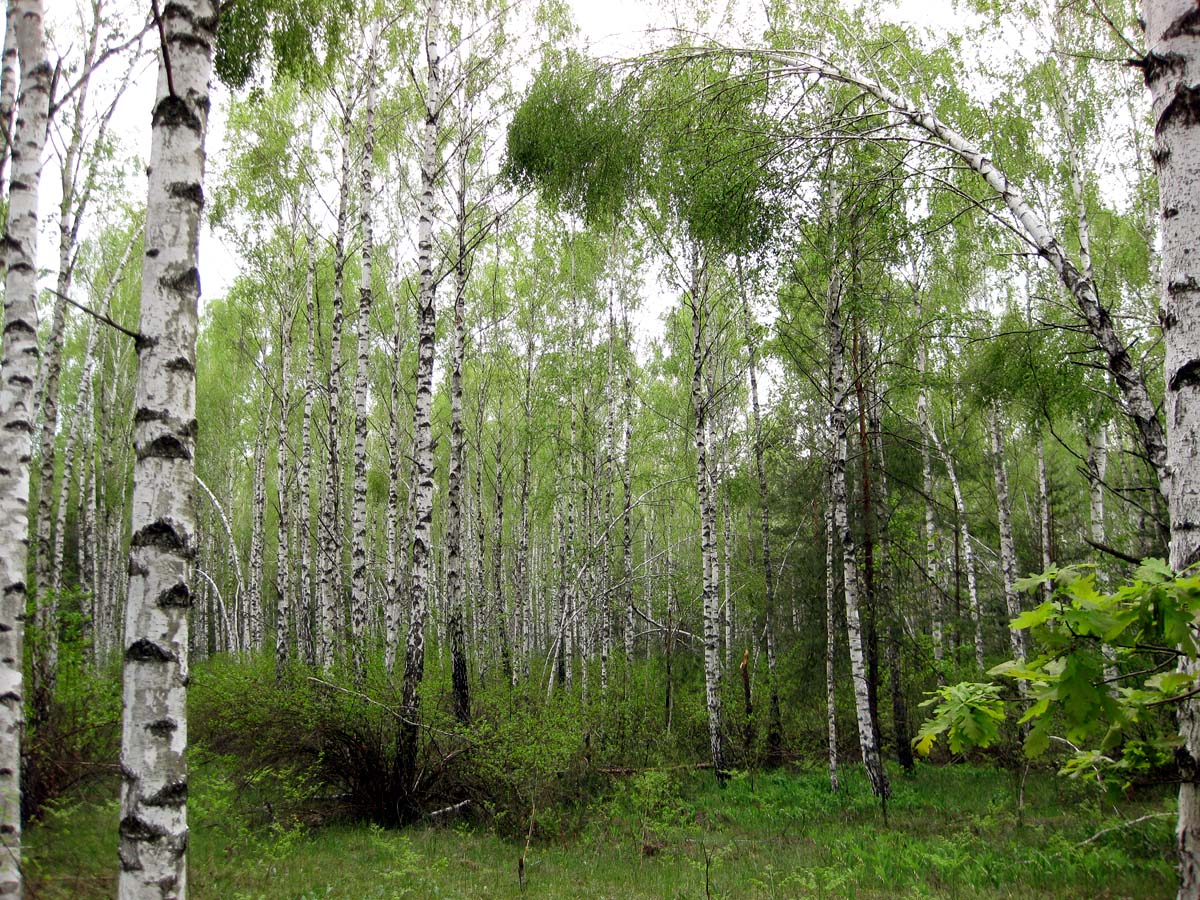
left=47, top=288, right=142, bottom=344
left=150, top=0, right=176, bottom=98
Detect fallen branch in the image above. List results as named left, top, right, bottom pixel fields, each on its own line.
left=426, top=799, right=472, bottom=822
left=1073, top=812, right=1173, bottom=849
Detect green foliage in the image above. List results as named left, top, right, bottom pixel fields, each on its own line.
left=503, top=51, right=643, bottom=226
left=915, top=682, right=1006, bottom=756
left=918, top=561, right=1199, bottom=784
left=216, top=0, right=355, bottom=90
left=22, top=591, right=121, bottom=821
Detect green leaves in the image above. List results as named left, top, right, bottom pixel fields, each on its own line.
left=216, top=0, right=354, bottom=90
left=919, top=561, right=1200, bottom=782
left=503, top=51, right=643, bottom=227
left=914, top=682, right=1005, bottom=756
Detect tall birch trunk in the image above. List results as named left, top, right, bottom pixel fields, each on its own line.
left=350, top=52, right=377, bottom=678
left=248, top=418, right=267, bottom=651
left=990, top=406, right=1026, bottom=663
left=824, top=478, right=839, bottom=792
left=1140, top=3, right=1200, bottom=894
left=1037, top=435, right=1053, bottom=598
left=688, top=257, right=727, bottom=782
left=446, top=132, right=469, bottom=721
left=828, top=253, right=889, bottom=801
left=319, top=97, right=354, bottom=670
left=297, top=250, right=318, bottom=666
left=275, top=298, right=294, bottom=677
left=399, top=0, right=443, bottom=795
left=736, top=256, right=783, bottom=762
left=916, top=299, right=943, bottom=670
left=0, top=0, right=16, bottom=192
left=117, top=2, right=215, bottom=896
left=928, top=421, right=984, bottom=671
left=0, top=3, right=49, bottom=893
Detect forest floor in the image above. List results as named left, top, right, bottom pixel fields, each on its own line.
left=25, top=760, right=1174, bottom=899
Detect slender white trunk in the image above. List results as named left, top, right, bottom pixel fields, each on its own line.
left=0, top=3, right=49, bottom=893
left=320, top=100, right=354, bottom=670
left=400, top=0, right=443, bottom=789
left=33, top=0, right=107, bottom=695
left=117, top=2, right=214, bottom=896
left=688, top=257, right=727, bottom=781
left=1141, top=3, right=1200, bottom=894
left=824, top=479, right=839, bottom=792
left=990, top=406, right=1026, bottom=663
left=247, top=411, right=268, bottom=651
left=297, top=250, right=318, bottom=666
left=446, top=136, right=469, bottom=718
left=350, top=48, right=377, bottom=677
left=275, top=297, right=293, bottom=676
left=915, top=299, right=943, bottom=670
left=828, top=246, right=888, bottom=800
left=1037, top=435, right=1053, bottom=596
left=928, top=421, right=984, bottom=671
left=0, top=0, right=16, bottom=192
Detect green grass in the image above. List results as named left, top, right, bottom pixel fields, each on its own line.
left=25, top=762, right=1175, bottom=899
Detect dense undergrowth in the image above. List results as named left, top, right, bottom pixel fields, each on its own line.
left=26, top=756, right=1174, bottom=898
left=18, top=649, right=1180, bottom=897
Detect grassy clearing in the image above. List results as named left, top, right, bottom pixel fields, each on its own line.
left=25, top=760, right=1174, bottom=898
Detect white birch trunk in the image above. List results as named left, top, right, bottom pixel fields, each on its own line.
left=117, top=2, right=214, bottom=895
left=319, top=100, right=353, bottom=670
left=916, top=301, right=943, bottom=671
left=275, top=297, right=293, bottom=676
left=825, top=481, right=839, bottom=792
left=446, top=135, right=469, bottom=719
left=0, top=0, right=16, bottom=192
left=828, top=251, right=888, bottom=801
left=929, top=422, right=984, bottom=671
left=349, top=48, right=377, bottom=677
left=0, top=3, right=49, bottom=892
left=399, top=0, right=443, bottom=788
left=297, top=250, right=318, bottom=666
left=1140, top=3, right=1200, bottom=893
left=247, top=412, right=268, bottom=651
left=990, top=406, right=1026, bottom=663
left=688, top=259, right=727, bottom=781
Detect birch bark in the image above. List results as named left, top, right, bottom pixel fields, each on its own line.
left=446, top=129, right=469, bottom=721
left=117, top=1, right=215, bottom=895
left=1139, top=3, right=1200, bottom=893
left=399, top=0, right=443, bottom=794
left=990, top=406, right=1026, bottom=663
left=827, top=248, right=889, bottom=801
left=688, top=256, right=727, bottom=782
left=350, top=50, right=377, bottom=678
left=0, top=2, right=49, bottom=893
left=928, top=421, right=984, bottom=671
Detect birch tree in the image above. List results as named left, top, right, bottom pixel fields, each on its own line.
left=117, top=1, right=216, bottom=896
left=0, top=2, right=49, bottom=893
